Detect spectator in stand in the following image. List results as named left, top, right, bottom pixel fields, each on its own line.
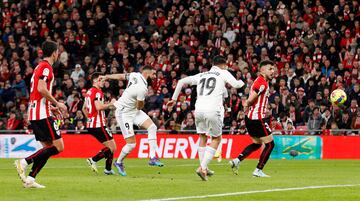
left=71, top=64, right=85, bottom=86
left=308, top=107, right=322, bottom=135
left=338, top=111, right=352, bottom=129
left=352, top=109, right=360, bottom=131
left=7, top=111, right=21, bottom=130
left=347, top=99, right=359, bottom=118
left=321, top=108, right=334, bottom=129
left=0, top=0, right=359, bottom=133
left=183, top=118, right=196, bottom=131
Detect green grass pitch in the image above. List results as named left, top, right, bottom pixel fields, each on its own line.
left=0, top=159, right=359, bottom=201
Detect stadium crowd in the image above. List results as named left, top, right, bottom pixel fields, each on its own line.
left=0, top=0, right=360, bottom=134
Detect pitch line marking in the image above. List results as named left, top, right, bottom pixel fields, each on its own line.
left=140, top=184, right=360, bottom=201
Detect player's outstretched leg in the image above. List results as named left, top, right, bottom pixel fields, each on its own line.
left=230, top=143, right=262, bottom=175
left=146, top=123, right=164, bottom=167
left=115, top=143, right=136, bottom=176
left=214, top=142, right=222, bottom=162
left=253, top=141, right=274, bottom=177
left=87, top=147, right=111, bottom=173
left=196, top=136, right=221, bottom=181
left=20, top=142, right=62, bottom=188
left=198, top=134, right=214, bottom=176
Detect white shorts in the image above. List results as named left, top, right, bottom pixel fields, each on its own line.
left=195, top=110, right=224, bottom=137
left=115, top=108, right=150, bottom=139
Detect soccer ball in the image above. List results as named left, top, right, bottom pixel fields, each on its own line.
left=330, top=89, right=347, bottom=106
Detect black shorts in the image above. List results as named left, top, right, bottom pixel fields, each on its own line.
left=88, top=127, right=113, bottom=143
left=30, top=117, right=61, bottom=142
left=245, top=116, right=271, bottom=138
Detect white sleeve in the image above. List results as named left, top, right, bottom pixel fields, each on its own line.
left=223, top=70, right=245, bottom=88
left=171, top=76, right=197, bottom=101
left=136, top=87, right=147, bottom=101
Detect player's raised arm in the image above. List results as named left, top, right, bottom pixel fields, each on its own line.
left=167, top=76, right=197, bottom=107
left=38, top=79, right=67, bottom=112
left=95, top=98, right=116, bottom=111
left=223, top=70, right=245, bottom=89
left=245, top=91, right=258, bottom=107
left=103, top=73, right=128, bottom=81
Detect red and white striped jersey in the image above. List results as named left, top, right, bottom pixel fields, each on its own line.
left=248, top=75, right=269, bottom=120
left=85, top=87, right=106, bottom=128
left=28, top=60, right=54, bottom=121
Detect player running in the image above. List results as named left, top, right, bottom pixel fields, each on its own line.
left=14, top=41, right=67, bottom=188
left=102, top=65, right=164, bottom=176
left=167, top=55, right=245, bottom=181
left=229, top=60, right=276, bottom=177
left=84, top=72, right=117, bottom=175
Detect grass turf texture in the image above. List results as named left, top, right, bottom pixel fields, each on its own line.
left=0, top=159, right=359, bottom=201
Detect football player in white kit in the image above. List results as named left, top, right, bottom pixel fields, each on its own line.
left=101, top=65, right=163, bottom=176
left=167, top=56, right=245, bottom=181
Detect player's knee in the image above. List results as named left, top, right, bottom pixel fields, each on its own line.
left=147, top=123, right=157, bottom=140
left=127, top=143, right=136, bottom=151
left=108, top=143, right=116, bottom=153
left=55, top=144, right=64, bottom=153
left=265, top=141, right=275, bottom=149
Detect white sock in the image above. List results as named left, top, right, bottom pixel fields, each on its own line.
left=148, top=139, right=157, bottom=158
left=147, top=124, right=158, bottom=159
left=117, top=143, right=136, bottom=163
left=233, top=158, right=240, bottom=165
left=198, top=146, right=205, bottom=165
left=26, top=176, right=35, bottom=183
left=200, top=146, right=216, bottom=170
left=20, top=159, right=28, bottom=166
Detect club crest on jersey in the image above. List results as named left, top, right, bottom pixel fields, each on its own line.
left=43, top=68, right=50, bottom=76
left=259, top=85, right=265, bottom=93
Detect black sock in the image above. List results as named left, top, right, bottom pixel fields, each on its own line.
left=27, top=146, right=59, bottom=178
left=237, top=143, right=262, bottom=161
left=92, top=147, right=110, bottom=162
left=29, top=158, right=49, bottom=178
left=25, top=146, right=59, bottom=164
left=105, top=151, right=114, bottom=171
left=257, top=141, right=275, bottom=170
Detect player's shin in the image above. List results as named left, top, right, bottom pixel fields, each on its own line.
left=201, top=136, right=221, bottom=170
left=147, top=124, right=158, bottom=159
left=28, top=158, right=49, bottom=178
left=257, top=140, right=275, bottom=170
left=117, top=143, right=136, bottom=163
left=238, top=143, right=262, bottom=161
left=92, top=147, right=111, bottom=162
left=105, top=151, right=113, bottom=171
left=25, top=145, right=59, bottom=164
left=198, top=134, right=207, bottom=164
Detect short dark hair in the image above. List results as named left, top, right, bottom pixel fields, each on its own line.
left=259, top=60, right=275, bottom=68
left=213, top=55, right=227, bottom=66
left=41, top=41, right=58, bottom=57
left=91, top=72, right=101, bottom=82
left=142, top=65, right=153, bottom=71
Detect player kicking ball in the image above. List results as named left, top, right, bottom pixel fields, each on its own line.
left=102, top=65, right=164, bottom=176
left=168, top=56, right=245, bottom=181
left=14, top=41, right=67, bottom=188
left=83, top=72, right=117, bottom=175
left=229, top=60, right=276, bottom=177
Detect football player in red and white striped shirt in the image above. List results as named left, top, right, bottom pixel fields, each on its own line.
left=230, top=60, right=276, bottom=177
left=83, top=72, right=116, bottom=175
left=15, top=41, right=68, bottom=188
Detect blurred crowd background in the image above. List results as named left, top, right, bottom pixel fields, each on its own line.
left=0, top=0, right=360, bottom=134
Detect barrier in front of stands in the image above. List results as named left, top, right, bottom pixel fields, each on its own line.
left=1, top=133, right=359, bottom=159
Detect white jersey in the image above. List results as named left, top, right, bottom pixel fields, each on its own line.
left=172, top=66, right=245, bottom=112
left=114, top=72, right=148, bottom=112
